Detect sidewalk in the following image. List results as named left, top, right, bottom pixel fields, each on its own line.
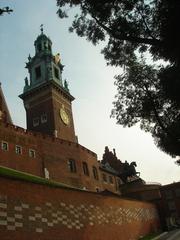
left=152, top=229, right=180, bottom=240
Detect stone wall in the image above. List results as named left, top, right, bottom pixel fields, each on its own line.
left=0, top=175, right=160, bottom=240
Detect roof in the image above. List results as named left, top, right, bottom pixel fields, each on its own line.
left=34, top=32, right=52, bottom=45
left=160, top=181, right=180, bottom=189
left=99, top=162, right=119, bottom=175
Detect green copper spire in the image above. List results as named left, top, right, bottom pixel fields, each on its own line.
left=23, top=26, right=65, bottom=93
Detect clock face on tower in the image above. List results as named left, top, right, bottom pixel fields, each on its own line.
left=60, top=105, right=70, bottom=125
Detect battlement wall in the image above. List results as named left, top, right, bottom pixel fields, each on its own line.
left=0, top=122, right=115, bottom=193
left=0, top=122, right=96, bottom=157
left=0, top=173, right=160, bottom=240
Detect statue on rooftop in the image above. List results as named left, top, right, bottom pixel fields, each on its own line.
left=64, top=79, right=69, bottom=92
left=25, top=77, right=28, bottom=86
left=23, top=77, right=30, bottom=93
left=28, top=54, right=31, bottom=62
left=120, top=161, right=140, bottom=183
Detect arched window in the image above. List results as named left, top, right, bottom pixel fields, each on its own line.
left=92, top=166, right=99, bottom=180
left=82, top=162, right=89, bottom=176
left=35, top=65, right=41, bottom=79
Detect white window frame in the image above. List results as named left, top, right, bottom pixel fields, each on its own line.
left=1, top=141, right=8, bottom=151
left=29, top=149, right=36, bottom=158
left=15, top=145, right=22, bottom=155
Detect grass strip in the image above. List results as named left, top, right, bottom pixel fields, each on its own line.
left=139, top=232, right=162, bottom=240
left=0, top=165, right=80, bottom=190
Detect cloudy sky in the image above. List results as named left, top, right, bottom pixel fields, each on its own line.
left=0, top=0, right=179, bottom=184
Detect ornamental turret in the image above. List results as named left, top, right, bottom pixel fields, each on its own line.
left=23, top=25, right=64, bottom=92
left=34, top=24, right=52, bottom=55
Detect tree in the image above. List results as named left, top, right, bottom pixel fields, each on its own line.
left=56, top=0, right=180, bottom=157
left=0, top=7, right=13, bottom=16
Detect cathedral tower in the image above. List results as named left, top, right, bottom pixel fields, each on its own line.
left=19, top=27, right=76, bottom=142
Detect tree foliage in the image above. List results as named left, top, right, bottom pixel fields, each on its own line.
left=56, top=0, right=180, bottom=157
left=0, top=7, right=13, bottom=16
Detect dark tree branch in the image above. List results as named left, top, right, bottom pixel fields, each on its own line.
left=135, top=4, right=156, bottom=40
left=0, top=7, right=13, bottom=16
left=144, top=83, right=180, bottom=142
left=79, top=2, right=161, bottom=46
left=92, top=13, right=160, bottom=46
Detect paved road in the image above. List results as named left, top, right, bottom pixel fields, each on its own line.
left=156, top=229, right=180, bottom=240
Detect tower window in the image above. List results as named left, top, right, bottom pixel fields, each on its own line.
left=29, top=149, right=36, bottom=158
left=92, top=166, right=99, bottom=180
left=44, top=42, right=48, bottom=50
left=33, top=117, right=39, bottom=127
left=82, top=162, right=89, bottom=176
left=1, top=141, right=8, bottom=151
left=41, top=113, right=47, bottom=123
left=37, top=43, right=42, bottom=52
left=54, top=67, right=59, bottom=79
left=15, top=145, right=22, bottom=155
left=68, top=159, right=76, bottom=173
left=35, top=66, right=41, bottom=79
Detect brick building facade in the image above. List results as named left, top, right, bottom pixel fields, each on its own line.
left=0, top=29, right=123, bottom=194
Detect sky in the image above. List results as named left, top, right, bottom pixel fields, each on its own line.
left=0, top=0, right=179, bottom=185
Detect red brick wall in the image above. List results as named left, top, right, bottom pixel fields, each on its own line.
left=52, top=88, right=76, bottom=142
left=40, top=136, right=103, bottom=191
left=100, top=170, right=120, bottom=193
left=0, top=176, right=160, bottom=240
left=0, top=124, right=43, bottom=176
left=121, top=181, right=161, bottom=201
left=23, top=86, right=76, bottom=142
left=0, top=123, right=120, bottom=193
left=157, top=182, right=180, bottom=229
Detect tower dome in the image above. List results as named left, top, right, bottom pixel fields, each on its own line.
left=34, top=25, right=52, bottom=55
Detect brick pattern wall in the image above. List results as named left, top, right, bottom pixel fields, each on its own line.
left=0, top=176, right=160, bottom=240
